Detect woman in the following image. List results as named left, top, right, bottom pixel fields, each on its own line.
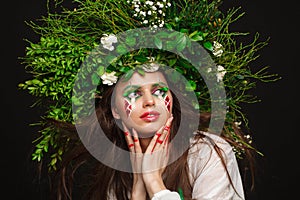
left=17, top=1, right=277, bottom=199
left=54, top=66, right=248, bottom=200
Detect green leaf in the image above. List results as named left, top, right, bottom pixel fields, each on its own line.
left=116, top=44, right=128, bottom=54
left=25, top=80, right=32, bottom=85
left=168, top=59, right=177, bottom=67
left=154, top=36, right=162, bottom=49
left=155, top=31, right=170, bottom=38
left=123, top=70, right=134, bottom=82
left=203, top=41, right=213, bottom=51
left=96, top=66, right=105, bottom=76
left=134, top=55, right=148, bottom=62
left=166, top=41, right=177, bottom=50
left=179, top=28, right=189, bottom=33
left=91, top=73, right=100, bottom=85
left=176, top=35, right=187, bottom=52
left=119, top=66, right=131, bottom=73
left=125, top=36, right=136, bottom=46
left=165, top=23, right=172, bottom=30
left=175, top=66, right=184, bottom=74
left=50, top=157, right=57, bottom=166
left=236, top=74, right=244, bottom=79
left=186, top=80, right=197, bottom=91
left=189, top=30, right=198, bottom=38
left=191, top=34, right=203, bottom=42
left=137, top=68, right=145, bottom=76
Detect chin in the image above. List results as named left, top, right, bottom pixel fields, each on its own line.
left=134, top=124, right=162, bottom=138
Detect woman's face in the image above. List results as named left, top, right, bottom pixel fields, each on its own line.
left=112, top=71, right=173, bottom=137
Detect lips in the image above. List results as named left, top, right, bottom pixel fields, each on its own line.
left=140, top=111, right=160, bottom=122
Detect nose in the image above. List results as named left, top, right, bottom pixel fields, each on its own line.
left=142, top=90, right=155, bottom=108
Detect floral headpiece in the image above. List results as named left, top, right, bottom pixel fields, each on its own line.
left=19, top=0, right=279, bottom=170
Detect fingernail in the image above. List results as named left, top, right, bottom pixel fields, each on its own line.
left=124, top=131, right=129, bottom=136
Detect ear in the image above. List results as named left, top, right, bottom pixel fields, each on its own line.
left=111, top=107, right=121, bottom=119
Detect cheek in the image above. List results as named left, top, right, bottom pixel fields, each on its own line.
left=124, top=99, right=132, bottom=117
left=124, top=98, right=137, bottom=117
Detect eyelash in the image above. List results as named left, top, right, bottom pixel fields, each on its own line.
left=127, top=91, right=141, bottom=99
left=126, top=88, right=167, bottom=99
left=152, top=88, right=167, bottom=97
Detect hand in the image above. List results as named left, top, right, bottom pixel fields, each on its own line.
left=142, top=115, right=173, bottom=198
left=122, top=115, right=174, bottom=199
left=122, top=123, right=146, bottom=200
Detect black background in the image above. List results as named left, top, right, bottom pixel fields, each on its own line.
left=4, top=0, right=299, bottom=199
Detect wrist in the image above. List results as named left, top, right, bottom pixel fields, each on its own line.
left=132, top=181, right=147, bottom=199
left=144, top=179, right=166, bottom=199
left=131, top=192, right=146, bottom=200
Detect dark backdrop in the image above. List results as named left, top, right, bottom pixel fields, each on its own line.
left=4, top=0, right=299, bottom=199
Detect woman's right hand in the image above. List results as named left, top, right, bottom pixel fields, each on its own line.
left=122, top=122, right=147, bottom=200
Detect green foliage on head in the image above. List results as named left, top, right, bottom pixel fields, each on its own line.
left=19, top=0, right=279, bottom=171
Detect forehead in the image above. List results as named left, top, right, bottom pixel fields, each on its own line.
left=117, top=71, right=168, bottom=90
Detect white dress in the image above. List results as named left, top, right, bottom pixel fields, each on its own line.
left=110, top=132, right=245, bottom=200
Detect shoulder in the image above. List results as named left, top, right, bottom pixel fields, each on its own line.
left=187, top=131, right=245, bottom=199
left=187, top=132, right=244, bottom=200
left=187, top=131, right=239, bottom=181
left=188, top=131, right=235, bottom=161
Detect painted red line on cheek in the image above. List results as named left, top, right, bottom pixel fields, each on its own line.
left=124, top=100, right=130, bottom=117
left=164, top=95, right=171, bottom=112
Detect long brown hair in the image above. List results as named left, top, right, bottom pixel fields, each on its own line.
left=48, top=72, right=256, bottom=200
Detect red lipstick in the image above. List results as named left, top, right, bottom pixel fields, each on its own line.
left=140, top=111, right=160, bottom=122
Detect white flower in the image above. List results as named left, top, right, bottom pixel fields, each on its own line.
left=152, top=6, right=157, bottom=10
left=143, top=20, right=149, bottom=24
left=207, top=67, right=212, bottom=73
left=140, top=11, right=146, bottom=16
left=100, top=72, right=118, bottom=86
left=145, top=1, right=154, bottom=6
left=142, top=63, right=160, bottom=72
left=212, top=41, right=224, bottom=57
left=148, top=10, right=152, bottom=15
left=234, top=121, right=242, bottom=128
left=147, top=56, right=155, bottom=62
left=157, top=3, right=164, bottom=8
left=216, top=65, right=226, bottom=82
left=101, top=34, right=118, bottom=51
left=167, top=2, right=171, bottom=7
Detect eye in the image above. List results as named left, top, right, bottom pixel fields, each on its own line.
left=153, top=88, right=168, bottom=97
left=127, top=91, right=141, bottom=99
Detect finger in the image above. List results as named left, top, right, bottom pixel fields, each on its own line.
left=146, top=116, right=173, bottom=154
left=132, top=128, right=142, bottom=154
left=121, top=122, right=135, bottom=151
left=157, top=116, right=173, bottom=147
left=148, top=116, right=173, bottom=154
left=146, top=115, right=173, bottom=154
left=146, top=126, right=163, bottom=154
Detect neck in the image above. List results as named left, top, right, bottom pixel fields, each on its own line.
left=139, top=137, right=153, bottom=153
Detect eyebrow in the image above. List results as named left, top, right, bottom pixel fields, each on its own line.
left=123, top=85, right=140, bottom=97
left=122, top=82, right=168, bottom=96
